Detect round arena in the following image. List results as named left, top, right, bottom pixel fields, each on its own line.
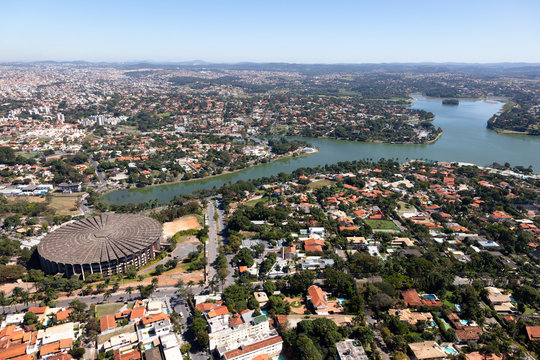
left=38, top=214, right=162, bottom=278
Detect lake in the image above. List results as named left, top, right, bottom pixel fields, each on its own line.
left=101, top=95, right=540, bottom=205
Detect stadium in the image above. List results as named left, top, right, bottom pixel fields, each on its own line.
left=38, top=214, right=162, bottom=278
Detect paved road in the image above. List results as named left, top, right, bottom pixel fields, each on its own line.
left=365, top=306, right=391, bottom=360
left=88, top=153, right=107, bottom=191
left=205, top=201, right=219, bottom=284
left=205, top=200, right=234, bottom=288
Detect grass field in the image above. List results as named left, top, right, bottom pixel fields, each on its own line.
left=96, top=303, right=124, bottom=318
left=308, top=179, right=334, bottom=189
left=49, top=193, right=82, bottom=216
left=363, top=219, right=400, bottom=232
left=245, top=196, right=268, bottom=207
left=397, top=201, right=416, bottom=216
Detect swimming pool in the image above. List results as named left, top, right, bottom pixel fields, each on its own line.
left=443, top=347, right=458, bottom=355
left=459, top=320, right=469, bottom=325
left=422, top=294, right=438, bottom=300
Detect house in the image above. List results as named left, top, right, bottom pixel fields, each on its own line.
left=408, top=341, right=446, bottom=360
left=336, top=339, right=368, bottom=360
left=57, top=182, right=81, bottom=194
left=485, top=287, right=516, bottom=313
left=307, top=285, right=328, bottom=315
left=526, top=326, right=540, bottom=341
left=391, top=237, right=415, bottom=247
left=455, top=326, right=482, bottom=343
left=400, top=289, right=442, bottom=308
left=466, top=352, right=503, bottom=360
left=388, top=309, right=433, bottom=325
left=100, top=315, right=117, bottom=333
left=40, top=338, right=73, bottom=359
left=221, top=335, right=283, bottom=360
left=159, top=333, right=182, bottom=360
left=300, top=256, right=334, bottom=270
left=304, top=238, right=325, bottom=253
left=308, top=227, right=325, bottom=238
left=254, top=292, right=269, bottom=308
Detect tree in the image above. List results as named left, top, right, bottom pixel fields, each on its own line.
left=296, top=334, right=322, bottom=360
left=223, top=284, right=251, bottom=313
left=233, top=248, right=254, bottom=268
left=70, top=299, right=87, bottom=313
left=288, top=270, right=315, bottom=295
left=124, top=265, right=137, bottom=279
left=126, top=287, right=134, bottom=300
left=263, top=281, right=276, bottom=295
left=69, top=346, right=85, bottom=359
left=23, top=312, right=38, bottom=325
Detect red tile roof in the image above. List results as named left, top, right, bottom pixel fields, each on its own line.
left=308, top=285, right=327, bottom=308
left=100, top=315, right=117, bottom=332
left=526, top=326, right=540, bottom=341
left=130, top=306, right=145, bottom=321
left=223, top=336, right=282, bottom=359
left=0, top=343, right=28, bottom=360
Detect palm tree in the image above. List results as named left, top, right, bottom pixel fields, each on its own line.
left=21, top=291, right=29, bottom=308
left=137, top=285, right=144, bottom=298
left=126, top=287, right=134, bottom=300
left=209, top=278, right=218, bottom=294
left=151, top=277, right=159, bottom=288
left=0, top=291, right=7, bottom=314
left=103, top=290, right=112, bottom=302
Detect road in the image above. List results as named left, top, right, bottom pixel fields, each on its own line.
left=205, top=199, right=233, bottom=287
left=88, top=153, right=107, bottom=191
left=365, top=306, right=391, bottom=360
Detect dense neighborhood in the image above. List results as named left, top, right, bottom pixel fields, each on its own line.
left=0, top=62, right=538, bottom=360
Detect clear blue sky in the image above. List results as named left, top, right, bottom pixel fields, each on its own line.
left=1, top=0, right=539, bottom=63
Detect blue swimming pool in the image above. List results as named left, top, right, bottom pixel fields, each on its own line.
left=444, top=347, right=458, bottom=355
left=423, top=294, right=438, bottom=300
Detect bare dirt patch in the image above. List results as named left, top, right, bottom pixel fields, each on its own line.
left=49, top=194, right=83, bottom=216
left=162, top=215, right=202, bottom=239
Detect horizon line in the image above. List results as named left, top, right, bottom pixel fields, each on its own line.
left=2, top=60, right=540, bottom=66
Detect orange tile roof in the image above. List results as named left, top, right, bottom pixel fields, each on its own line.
left=100, top=315, right=117, bottom=332
left=223, top=336, right=282, bottom=359
left=196, top=302, right=217, bottom=312
left=27, top=306, right=47, bottom=315
left=39, top=341, right=61, bottom=356
left=55, top=309, right=73, bottom=321
left=129, top=306, right=145, bottom=321
left=114, top=349, right=141, bottom=360
left=47, top=354, right=72, bottom=360
left=207, top=305, right=229, bottom=318
left=141, top=312, right=169, bottom=326
left=308, top=285, right=327, bottom=308
left=526, top=326, right=540, bottom=341
left=0, top=343, right=28, bottom=360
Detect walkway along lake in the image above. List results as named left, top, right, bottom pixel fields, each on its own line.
left=101, top=95, right=540, bottom=205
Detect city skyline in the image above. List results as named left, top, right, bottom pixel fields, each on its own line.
left=1, top=0, right=540, bottom=63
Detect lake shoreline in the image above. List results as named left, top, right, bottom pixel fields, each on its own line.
left=101, top=147, right=319, bottom=197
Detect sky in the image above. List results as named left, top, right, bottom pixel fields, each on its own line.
left=1, top=0, right=539, bottom=64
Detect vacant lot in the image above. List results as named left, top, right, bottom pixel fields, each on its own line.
left=49, top=193, right=83, bottom=216
left=308, top=179, right=334, bottom=189
left=163, top=215, right=202, bottom=238
left=363, top=219, right=400, bottom=232
left=96, top=303, right=124, bottom=318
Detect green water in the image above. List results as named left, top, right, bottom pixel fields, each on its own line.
left=102, top=95, right=540, bottom=205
